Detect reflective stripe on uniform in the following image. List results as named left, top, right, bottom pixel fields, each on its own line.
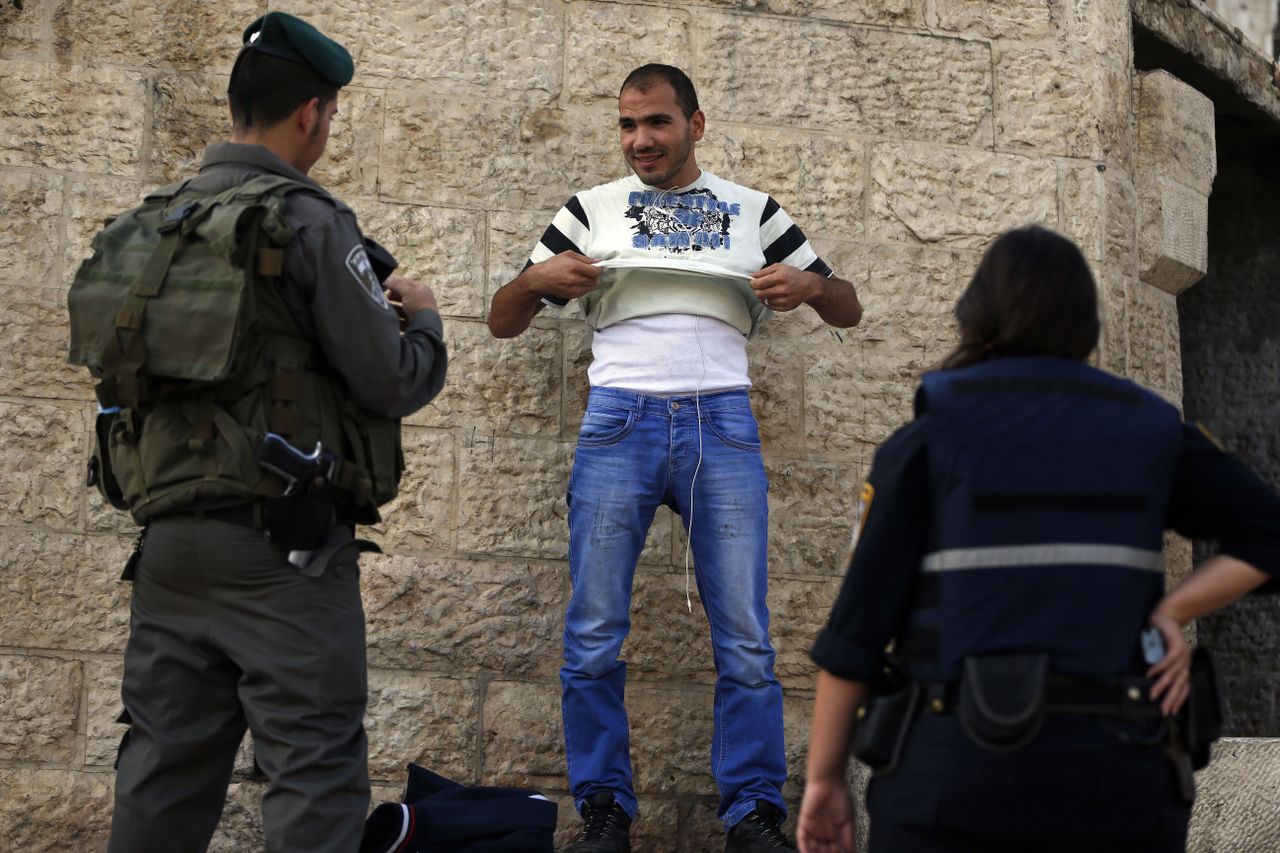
left=921, top=543, right=1164, bottom=574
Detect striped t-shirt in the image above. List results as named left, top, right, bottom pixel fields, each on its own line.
left=526, top=170, right=834, bottom=392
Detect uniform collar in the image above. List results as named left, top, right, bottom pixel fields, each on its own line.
left=199, top=141, right=320, bottom=187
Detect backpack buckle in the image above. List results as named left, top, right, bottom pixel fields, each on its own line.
left=158, top=201, right=200, bottom=233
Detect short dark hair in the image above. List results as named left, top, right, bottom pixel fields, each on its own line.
left=228, top=50, right=337, bottom=129
left=619, top=64, right=700, bottom=119
left=939, top=225, right=1100, bottom=370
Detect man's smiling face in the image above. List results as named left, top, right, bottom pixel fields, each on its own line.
left=618, top=80, right=704, bottom=189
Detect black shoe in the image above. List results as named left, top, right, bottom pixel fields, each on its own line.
left=561, top=791, right=632, bottom=853
left=725, top=802, right=795, bottom=852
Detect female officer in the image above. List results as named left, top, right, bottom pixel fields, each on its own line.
left=796, top=225, right=1280, bottom=853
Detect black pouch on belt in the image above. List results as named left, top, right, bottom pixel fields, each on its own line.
left=1182, top=647, right=1223, bottom=770
left=958, top=653, right=1049, bottom=751
left=851, top=681, right=921, bottom=777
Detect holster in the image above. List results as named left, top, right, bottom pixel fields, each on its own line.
left=958, top=653, right=1050, bottom=752
left=851, top=681, right=921, bottom=777
left=1182, top=646, right=1223, bottom=770
left=261, top=470, right=337, bottom=552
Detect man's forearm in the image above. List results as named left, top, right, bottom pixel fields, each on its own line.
left=488, top=273, right=545, bottom=338
left=1154, top=555, right=1270, bottom=626
left=806, top=275, right=863, bottom=328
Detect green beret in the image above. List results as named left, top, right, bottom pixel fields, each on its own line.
left=241, top=12, right=353, bottom=87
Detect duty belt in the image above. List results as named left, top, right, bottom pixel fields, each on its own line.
left=917, top=675, right=1163, bottom=719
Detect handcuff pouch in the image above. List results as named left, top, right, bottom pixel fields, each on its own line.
left=851, top=681, right=921, bottom=777
left=958, top=653, right=1049, bottom=751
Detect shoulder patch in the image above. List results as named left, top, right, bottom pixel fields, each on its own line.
left=841, top=482, right=875, bottom=572
left=1193, top=420, right=1226, bottom=451
left=345, top=245, right=390, bottom=309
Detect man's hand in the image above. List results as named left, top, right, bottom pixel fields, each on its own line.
left=797, top=775, right=857, bottom=853
left=749, top=263, right=821, bottom=312
left=1146, top=608, right=1192, bottom=716
left=522, top=250, right=603, bottom=301
left=383, top=276, right=439, bottom=329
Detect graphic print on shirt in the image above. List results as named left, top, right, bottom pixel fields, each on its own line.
left=626, top=187, right=741, bottom=253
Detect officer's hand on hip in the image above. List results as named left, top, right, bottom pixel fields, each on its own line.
left=1146, top=608, right=1192, bottom=716
left=384, top=275, right=439, bottom=318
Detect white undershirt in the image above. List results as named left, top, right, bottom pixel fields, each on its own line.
left=587, top=313, right=750, bottom=394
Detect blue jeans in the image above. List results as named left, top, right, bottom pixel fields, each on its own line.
left=560, top=387, right=787, bottom=830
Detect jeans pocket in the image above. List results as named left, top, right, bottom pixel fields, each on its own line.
left=705, top=407, right=762, bottom=451
left=577, top=405, right=636, bottom=447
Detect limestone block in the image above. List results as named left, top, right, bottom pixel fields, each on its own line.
left=1137, top=175, right=1210, bottom=295
left=487, top=208, right=561, bottom=302
left=699, top=124, right=864, bottom=241
left=208, top=781, right=265, bottom=853
left=770, top=574, right=845, bottom=688
left=362, top=553, right=566, bottom=677
left=699, top=15, right=992, bottom=146
left=0, top=169, right=61, bottom=289
left=147, top=71, right=229, bottom=183
left=565, top=2, right=692, bottom=107
left=781, top=693, right=813, bottom=802
left=1103, top=169, right=1139, bottom=277
left=405, top=320, right=562, bottom=435
left=994, top=45, right=1128, bottom=160
left=87, top=484, right=140, bottom=536
left=1059, top=163, right=1106, bottom=262
left=481, top=680, right=565, bottom=789
left=0, top=285, right=94, bottom=402
left=748, top=337, right=806, bottom=455
left=804, top=336, right=922, bottom=456
left=456, top=434, right=573, bottom=559
left=869, top=143, right=1058, bottom=251
left=1095, top=268, right=1129, bottom=376
left=282, top=0, right=562, bottom=100
left=308, top=88, right=385, bottom=201
left=63, top=175, right=152, bottom=287
left=1136, top=71, right=1218, bottom=195
left=51, top=0, right=255, bottom=71
left=364, top=429, right=454, bottom=555
left=0, top=769, right=113, bottom=852
left=838, top=241, right=960, bottom=355
left=0, top=529, right=133, bottom=653
left=0, top=401, right=85, bottom=530
left=347, top=198, right=486, bottom=318
left=1164, top=531, right=1194, bottom=590
left=0, top=655, right=82, bottom=762
left=1189, top=738, right=1280, bottom=852
left=766, top=460, right=864, bottom=580
left=629, top=683, right=715, bottom=797
left=933, top=0, right=1055, bottom=39
left=0, top=0, right=44, bottom=57
left=1063, top=0, right=1132, bottom=68
left=382, top=95, right=620, bottom=211
left=684, top=0, right=924, bottom=27
left=1126, top=280, right=1181, bottom=400
left=85, top=657, right=125, bottom=767
left=623, top=571, right=716, bottom=684
left=0, top=59, right=146, bottom=176
left=365, top=671, right=478, bottom=784
left=561, top=322, right=593, bottom=438
left=627, top=799, right=688, bottom=852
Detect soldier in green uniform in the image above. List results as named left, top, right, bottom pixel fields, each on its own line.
left=85, top=13, right=448, bottom=852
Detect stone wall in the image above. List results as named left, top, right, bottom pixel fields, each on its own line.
left=1201, top=0, right=1278, bottom=56
left=0, top=0, right=1274, bottom=849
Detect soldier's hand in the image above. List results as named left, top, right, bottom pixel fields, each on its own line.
left=523, top=251, right=602, bottom=301
left=384, top=275, right=439, bottom=320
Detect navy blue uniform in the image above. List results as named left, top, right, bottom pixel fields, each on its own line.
left=812, top=356, right=1280, bottom=853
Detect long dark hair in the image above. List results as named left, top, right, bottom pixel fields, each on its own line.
left=938, top=225, right=1100, bottom=370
